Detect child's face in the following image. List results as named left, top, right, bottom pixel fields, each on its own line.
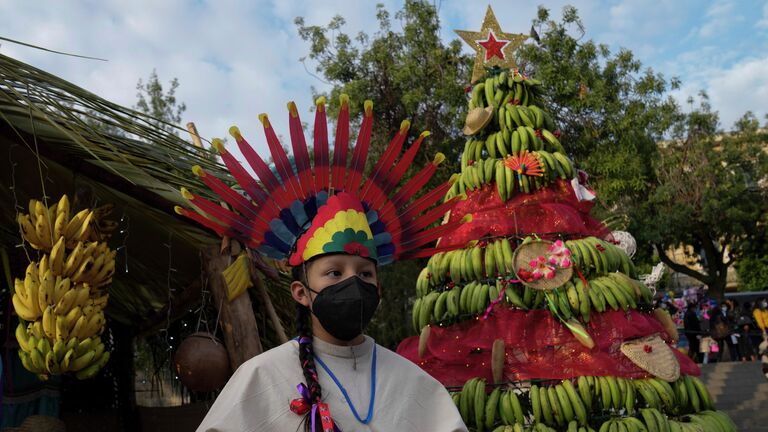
left=291, top=254, right=379, bottom=308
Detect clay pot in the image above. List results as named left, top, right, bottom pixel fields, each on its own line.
left=174, top=332, right=231, bottom=392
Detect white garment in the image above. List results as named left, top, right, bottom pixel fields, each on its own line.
left=197, top=336, right=468, bottom=432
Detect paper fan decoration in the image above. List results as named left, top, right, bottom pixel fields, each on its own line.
left=504, top=150, right=543, bottom=177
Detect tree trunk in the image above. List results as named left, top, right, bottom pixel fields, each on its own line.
left=203, top=245, right=262, bottom=371
left=705, top=260, right=728, bottom=301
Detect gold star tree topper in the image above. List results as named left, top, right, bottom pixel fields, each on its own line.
left=456, top=5, right=528, bottom=84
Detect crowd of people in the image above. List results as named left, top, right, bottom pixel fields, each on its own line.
left=678, top=297, right=768, bottom=376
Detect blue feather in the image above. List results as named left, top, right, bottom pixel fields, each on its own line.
left=269, top=219, right=297, bottom=246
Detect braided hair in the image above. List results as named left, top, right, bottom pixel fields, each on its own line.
left=292, top=264, right=331, bottom=432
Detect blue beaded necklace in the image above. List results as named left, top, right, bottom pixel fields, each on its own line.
left=314, top=344, right=377, bottom=424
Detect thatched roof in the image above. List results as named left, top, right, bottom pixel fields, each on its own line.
left=0, top=53, right=291, bottom=332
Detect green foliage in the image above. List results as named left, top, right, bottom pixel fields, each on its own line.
left=638, top=97, right=768, bottom=298
left=518, top=6, right=682, bottom=210
left=135, top=69, right=187, bottom=136
left=368, top=258, right=425, bottom=350
left=736, top=255, right=768, bottom=292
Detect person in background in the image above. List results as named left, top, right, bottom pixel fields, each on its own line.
left=684, top=301, right=702, bottom=362
left=700, top=332, right=715, bottom=365
left=735, top=311, right=757, bottom=362
left=710, top=301, right=736, bottom=362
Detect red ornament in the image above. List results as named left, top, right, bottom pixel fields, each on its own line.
left=477, top=31, right=509, bottom=61
left=643, top=345, right=653, bottom=353
left=553, top=130, right=562, bottom=138
left=465, top=85, right=472, bottom=93
left=595, top=244, right=606, bottom=252
left=534, top=129, right=543, bottom=138
left=290, top=398, right=311, bottom=415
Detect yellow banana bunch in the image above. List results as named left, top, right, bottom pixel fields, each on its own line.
left=222, top=253, right=253, bottom=301
left=15, top=320, right=109, bottom=380
left=12, top=194, right=114, bottom=381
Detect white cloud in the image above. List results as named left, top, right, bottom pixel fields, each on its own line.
left=698, top=1, right=744, bottom=38
left=671, top=55, right=768, bottom=130
left=758, top=2, right=768, bottom=28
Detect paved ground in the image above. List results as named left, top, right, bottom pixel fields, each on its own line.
left=699, top=361, right=768, bottom=431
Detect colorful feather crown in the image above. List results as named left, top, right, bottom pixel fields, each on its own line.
left=176, top=95, right=470, bottom=266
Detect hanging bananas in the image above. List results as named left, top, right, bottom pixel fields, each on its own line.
left=12, top=194, right=114, bottom=380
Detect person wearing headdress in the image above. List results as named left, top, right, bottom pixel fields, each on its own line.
left=180, top=96, right=469, bottom=431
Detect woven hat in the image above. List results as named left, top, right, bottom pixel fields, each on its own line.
left=512, top=240, right=573, bottom=291
left=620, top=334, right=681, bottom=382
left=463, top=106, right=494, bottom=136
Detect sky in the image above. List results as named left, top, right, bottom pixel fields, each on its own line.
left=1, top=0, right=767, bottom=155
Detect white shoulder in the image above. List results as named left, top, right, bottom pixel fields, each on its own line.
left=196, top=340, right=301, bottom=432
left=375, top=344, right=445, bottom=387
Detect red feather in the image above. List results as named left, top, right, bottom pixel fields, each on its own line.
left=331, top=96, right=350, bottom=191
left=287, top=102, right=313, bottom=197
left=181, top=189, right=266, bottom=242
left=346, top=100, right=373, bottom=194
left=313, top=98, right=330, bottom=192
left=229, top=127, right=284, bottom=215
left=371, top=131, right=430, bottom=210
left=395, top=176, right=458, bottom=223
left=399, top=215, right=472, bottom=252
left=360, top=120, right=410, bottom=203
left=260, top=114, right=303, bottom=200
left=192, top=165, right=263, bottom=223
left=390, top=153, right=444, bottom=208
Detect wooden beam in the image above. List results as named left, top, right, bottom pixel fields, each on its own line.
left=248, top=254, right=288, bottom=344
left=203, top=245, right=262, bottom=370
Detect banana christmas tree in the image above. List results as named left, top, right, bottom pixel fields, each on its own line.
left=396, top=7, right=736, bottom=432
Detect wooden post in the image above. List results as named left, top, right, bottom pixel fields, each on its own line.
left=248, top=256, right=289, bottom=344
left=186, top=122, right=204, bottom=149
left=204, top=245, right=262, bottom=371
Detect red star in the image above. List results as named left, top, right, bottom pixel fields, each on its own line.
left=477, top=31, right=509, bottom=61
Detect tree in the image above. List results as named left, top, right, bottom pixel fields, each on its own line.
left=134, top=69, right=187, bottom=136
left=519, top=6, right=682, bottom=214
left=639, top=98, right=768, bottom=299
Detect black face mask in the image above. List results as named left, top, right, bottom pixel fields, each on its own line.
left=305, top=276, right=380, bottom=341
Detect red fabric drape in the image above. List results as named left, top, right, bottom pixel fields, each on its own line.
left=397, top=307, right=700, bottom=388
left=440, top=179, right=609, bottom=247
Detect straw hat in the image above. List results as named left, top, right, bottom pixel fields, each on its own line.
left=620, top=334, right=681, bottom=382
left=512, top=240, right=573, bottom=291
left=463, top=106, right=494, bottom=136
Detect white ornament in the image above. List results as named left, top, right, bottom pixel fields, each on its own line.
left=611, top=231, right=637, bottom=258
left=640, top=262, right=667, bottom=298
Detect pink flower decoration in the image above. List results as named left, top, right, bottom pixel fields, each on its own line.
left=529, top=255, right=556, bottom=280
left=547, top=240, right=572, bottom=268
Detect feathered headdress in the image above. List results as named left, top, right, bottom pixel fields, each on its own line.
left=176, top=95, right=470, bottom=266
